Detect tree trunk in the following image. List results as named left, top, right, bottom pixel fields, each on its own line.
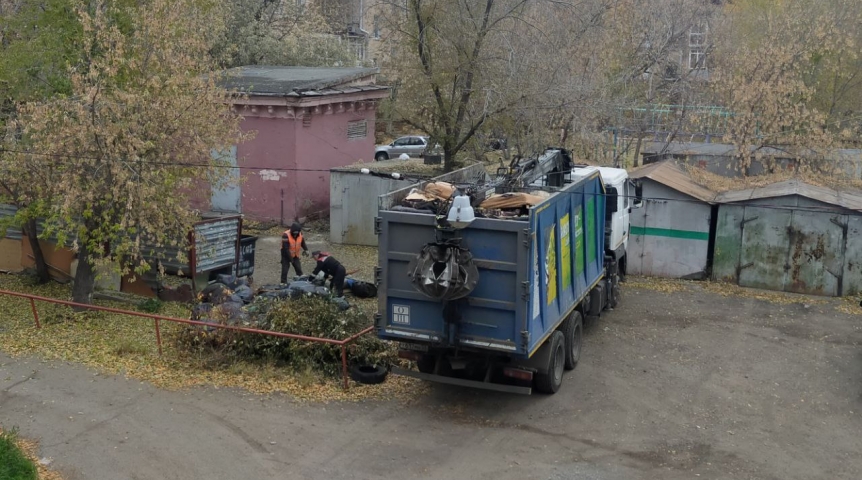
left=72, top=242, right=96, bottom=306
left=23, top=218, right=50, bottom=284
left=443, top=148, right=458, bottom=172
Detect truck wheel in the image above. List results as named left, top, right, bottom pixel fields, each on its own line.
left=416, top=355, right=436, bottom=374
left=619, top=255, right=627, bottom=283
left=535, top=331, right=565, bottom=394
left=563, top=311, right=583, bottom=370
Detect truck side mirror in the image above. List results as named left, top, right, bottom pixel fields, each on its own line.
left=631, top=180, right=644, bottom=209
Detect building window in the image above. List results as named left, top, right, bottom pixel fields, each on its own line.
left=373, top=15, right=380, bottom=39
left=688, top=24, right=707, bottom=69
left=348, top=120, right=367, bottom=139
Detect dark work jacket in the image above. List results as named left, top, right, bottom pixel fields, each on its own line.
left=312, top=256, right=345, bottom=278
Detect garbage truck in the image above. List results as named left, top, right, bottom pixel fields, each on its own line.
left=375, top=149, right=639, bottom=394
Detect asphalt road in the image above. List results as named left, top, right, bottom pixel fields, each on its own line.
left=2, top=284, right=861, bottom=479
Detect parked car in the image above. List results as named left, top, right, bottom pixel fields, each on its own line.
left=374, top=136, right=429, bottom=161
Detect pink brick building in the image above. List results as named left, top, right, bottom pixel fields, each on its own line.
left=211, top=66, right=389, bottom=223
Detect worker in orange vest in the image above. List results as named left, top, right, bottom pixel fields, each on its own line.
left=281, top=222, right=309, bottom=283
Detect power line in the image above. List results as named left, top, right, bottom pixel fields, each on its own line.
left=5, top=148, right=862, bottom=216
left=0, top=147, right=423, bottom=177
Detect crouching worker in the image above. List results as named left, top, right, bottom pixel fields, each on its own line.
left=311, top=251, right=346, bottom=298
left=281, top=222, right=308, bottom=283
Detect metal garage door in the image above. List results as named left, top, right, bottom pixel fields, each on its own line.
left=785, top=211, right=845, bottom=296
left=738, top=207, right=792, bottom=292
left=738, top=207, right=848, bottom=296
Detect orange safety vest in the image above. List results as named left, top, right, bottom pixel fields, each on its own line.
left=284, top=232, right=303, bottom=258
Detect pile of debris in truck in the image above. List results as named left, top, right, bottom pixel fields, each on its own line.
left=190, top=273, right=377, bottom=329
left=393, top=180, right=551, bottom=220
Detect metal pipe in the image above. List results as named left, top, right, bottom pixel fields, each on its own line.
left=155, top=318, right=163, bottom=356
left=2, top=289, right=375, bottom=389
left=29, top=297, right=40, bottom=329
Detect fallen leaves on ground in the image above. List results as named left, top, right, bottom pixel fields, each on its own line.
left=696, top=280, right=829, bottom=305
left=0, top=274, right=426, bottom=403
left=625, top=276, right=689, bottom=294
left=835, top=296, right=862, bottom=316
left=625, top=275, right=847, bottom=309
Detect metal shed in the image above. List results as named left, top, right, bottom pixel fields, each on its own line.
left=712, top=179, right=862, bottom=296
left=330, top=162, right=488, bottom=246
left=330, top=161, right=409, bottom=246
left=628, top=162, right=716, bottom=279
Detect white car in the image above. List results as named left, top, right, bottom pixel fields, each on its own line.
left=374, top=136, right=429, bottom=161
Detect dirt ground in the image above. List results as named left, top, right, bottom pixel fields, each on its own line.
left=2, top=275, right=861, bottom=479
left=248, top=226, right=378, bottom=287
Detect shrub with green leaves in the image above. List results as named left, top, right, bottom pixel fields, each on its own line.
left=175, top=296, right=393, bottom=376
left=0, top=428, right=38, bottom=480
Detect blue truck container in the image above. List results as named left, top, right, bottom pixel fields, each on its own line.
left=376, top=170, right=618, bottom=394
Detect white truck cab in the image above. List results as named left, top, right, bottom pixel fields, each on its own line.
left=571, top=166, right=641, bottom=276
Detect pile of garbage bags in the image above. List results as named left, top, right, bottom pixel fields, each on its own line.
left=191, top=273, right=377, bottom=328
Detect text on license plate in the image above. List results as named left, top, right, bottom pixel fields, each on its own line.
left=399, top=342, right=428, bottom=352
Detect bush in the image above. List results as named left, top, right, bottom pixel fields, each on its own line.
left=175, top=296, right=393, bottom=376
left=0, top=428, right=38, bottom=480
left=136, top=298, right=164, bottom=313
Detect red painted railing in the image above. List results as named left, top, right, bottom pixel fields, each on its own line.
left=0, top=289, right=374, bottom=389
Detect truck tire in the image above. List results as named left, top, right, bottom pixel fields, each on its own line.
left=535, top=331, right=565, bottom=394
left=417, top=354, right=436, bottom=374
left=563, top=311, right=583, bottom=370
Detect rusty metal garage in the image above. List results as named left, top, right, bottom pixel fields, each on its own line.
left=712, top=179, right=862, bottom=296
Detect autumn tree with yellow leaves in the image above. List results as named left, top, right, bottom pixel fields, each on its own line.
left=12, top=0, right=247, bottom=303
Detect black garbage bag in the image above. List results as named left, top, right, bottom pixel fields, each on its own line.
left=214, top=301, right=248, bottom=324
left=287, top=281, right=330, bottom=298
left=234, top=285, right=253, bottom=303
left=200, top=283, right=232, bottom=304
left=215, top=273, right=238, bottom=289
left=191, top=302, right=214, bottom=320
left=347, top=280, right=377, bottom=298
left=331, top=296, right=350, bottom=311
left=258, top=289, right=291, bottom=300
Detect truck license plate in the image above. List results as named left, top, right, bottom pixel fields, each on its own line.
left=399, top=342, right=428, bottom=353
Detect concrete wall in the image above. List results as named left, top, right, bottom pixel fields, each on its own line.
left=628, top=181, right=712, bottom=279
left=235, top=116, right=298, bottom=222
left=0, top=238, right=22, bottom=272
left=234, top=106, right=377, bottom=223
left=294, top=108, right=377, bottom=218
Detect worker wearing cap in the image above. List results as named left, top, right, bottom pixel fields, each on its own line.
left=311, top=251, right=347, bottom=298
left=281, top=222, right=308, bottom=283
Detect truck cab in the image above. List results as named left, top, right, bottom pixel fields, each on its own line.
left=571, top=166, right=640, bottom=278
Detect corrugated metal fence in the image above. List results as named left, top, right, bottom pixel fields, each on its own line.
left=0, top=204, right=22, bottom=240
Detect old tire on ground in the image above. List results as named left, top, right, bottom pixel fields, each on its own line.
left=563, top=311, right=583, bottom=371
left=350, top=364, right=388, bottom=385
left=535, top=331, right=565, bottom=394
left=375, top=152, right=388, bottom=161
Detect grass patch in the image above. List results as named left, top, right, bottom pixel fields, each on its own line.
left=0, top=428, right=38, bottom=480
left=0, top=273, right=426, bottom=402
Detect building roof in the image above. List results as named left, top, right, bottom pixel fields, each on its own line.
left=641, top=141, right=862, bottom=160
left=218, top=66, right=387, bottom=97
left=715, top=179, right=862, bottom=211
left=629, top=161, right=717, bottom=203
